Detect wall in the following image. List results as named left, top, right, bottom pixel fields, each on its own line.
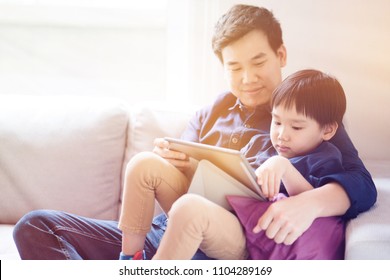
left=212, top=0, right=390, bottom=161
left=0, top=0, right=389, bottom=161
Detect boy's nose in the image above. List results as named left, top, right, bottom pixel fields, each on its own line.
left=278, top=128, right=289, bottom=141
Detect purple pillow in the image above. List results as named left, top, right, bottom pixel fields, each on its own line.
left=227, top=195, right=345, bottom=260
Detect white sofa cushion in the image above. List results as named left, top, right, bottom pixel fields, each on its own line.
left=0, top=225, right=19, bottom=259
left=0, top=95, right=129, bottom=223
left=345, top=178, right=390, bottom=259
left=126, top=103, right=193, bottom=159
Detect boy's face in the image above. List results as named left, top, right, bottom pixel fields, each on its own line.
left=221, top=30, right=286, bottom=109
left=270, top=105, right=328, bottom=158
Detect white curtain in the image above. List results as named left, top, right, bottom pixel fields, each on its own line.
left=165, top=0, right=226, bottom=107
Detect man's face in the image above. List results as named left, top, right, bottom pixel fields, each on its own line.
left=221, top=30, right=286, bottom=109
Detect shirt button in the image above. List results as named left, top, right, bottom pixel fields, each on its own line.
left=232, top=137, right=238, bottom=144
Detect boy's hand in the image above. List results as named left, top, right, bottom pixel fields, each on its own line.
left=255, top=155, right=290, bottom=200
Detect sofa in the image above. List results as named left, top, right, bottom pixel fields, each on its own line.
left=0, top=94, right=389, bottom=260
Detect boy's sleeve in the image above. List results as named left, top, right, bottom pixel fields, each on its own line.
left=289, top=143, right=344, bottom=189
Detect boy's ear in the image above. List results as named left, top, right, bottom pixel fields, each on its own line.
left=322, top=122, right=338, bottom=141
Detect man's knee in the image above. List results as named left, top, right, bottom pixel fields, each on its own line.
left=125, top=152, right=164, bottom=177
left=13, top=209, right=59, bottom=242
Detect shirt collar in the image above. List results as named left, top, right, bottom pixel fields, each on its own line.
left=228, top=98, right=271, bottom=114
left=228, top=98, right=242, bottom=111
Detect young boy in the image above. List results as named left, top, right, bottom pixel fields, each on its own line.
left=256, top=68, right=345, bottom=199
left=152, top=69, right=347, bottom=260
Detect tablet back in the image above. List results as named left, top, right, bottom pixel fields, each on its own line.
left=165, top=137, right=264, bottom=197
left=188, top=160, right=263, bottom=210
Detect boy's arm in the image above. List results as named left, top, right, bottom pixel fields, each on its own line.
left=280, top=158, right=314, bottom=196
left=257, top=143, right=345, bottom=199
left=256, top=156, right=313, bottom=199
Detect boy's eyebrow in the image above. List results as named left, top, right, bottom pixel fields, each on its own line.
left=272, top=112, right=307, bottom=123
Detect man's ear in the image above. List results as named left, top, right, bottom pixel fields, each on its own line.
left=322, top=122, right=338, bottom=141
left=277, top=44, right=287, bottom=67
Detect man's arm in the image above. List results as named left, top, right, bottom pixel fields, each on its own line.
left=253, top=182, right=350, bottom=245
left=253, top=143, right=349, bottom=245
left=326, top=124, right=377, bottom=218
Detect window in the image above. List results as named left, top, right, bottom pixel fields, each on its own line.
left=0, top=0, right=169, bottom=104
left=0, top=0, right=227, bottom=107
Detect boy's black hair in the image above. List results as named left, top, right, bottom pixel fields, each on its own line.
left=271, top=69, right=347, bottom=126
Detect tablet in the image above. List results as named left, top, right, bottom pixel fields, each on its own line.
left=164, top=137, right=265, bottom=198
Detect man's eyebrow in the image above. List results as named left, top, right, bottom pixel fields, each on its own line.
left=226, top=61, right=239, bottom=66
left=226, top=52, right=267, bottom=66
left=251, top=52, right=267, bottom=60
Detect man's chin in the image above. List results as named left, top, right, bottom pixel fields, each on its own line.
left=241, top=98, right=269, bottom=109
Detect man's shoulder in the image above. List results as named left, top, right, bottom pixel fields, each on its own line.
left=215, top=91, right=236, bottom=102
left=196, top=91, right=236, bottom=115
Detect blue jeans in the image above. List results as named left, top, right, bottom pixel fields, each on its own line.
left=13, top=210, right=211, bottom=260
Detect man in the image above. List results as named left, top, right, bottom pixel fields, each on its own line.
left=13, top=4, right=376, bottom=260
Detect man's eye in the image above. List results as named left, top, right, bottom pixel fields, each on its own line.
left=230, top=68, right=241, bottom=72
left=292, top=126, right=303, bottom=130
left=273, top=121, right=281, bottom=126
left=255, top=61, right=265, bottom=67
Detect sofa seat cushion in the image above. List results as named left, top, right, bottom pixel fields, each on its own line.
left=0, top=95, right=128, bottom=223
left=345, top=178, right=390, bottom=259
left=0, top=225, right=19, bottom=259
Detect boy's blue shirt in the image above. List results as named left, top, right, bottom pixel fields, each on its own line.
left=180, top=92, right=377, bottom=219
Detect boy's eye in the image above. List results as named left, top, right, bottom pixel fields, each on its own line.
left=273, top=121, right=281, bottom=126
left=292, top=126, right=303, bottom=130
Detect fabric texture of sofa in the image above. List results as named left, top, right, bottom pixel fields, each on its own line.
left=0, top=94, right=388, bottom=260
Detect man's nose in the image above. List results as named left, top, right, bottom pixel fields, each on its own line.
left=242, top=69, right=258, bottom=84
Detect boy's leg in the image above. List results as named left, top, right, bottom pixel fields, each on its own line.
left=118, top=151, right=192, bottom=255
left=152, top=194, right=248, bottom=260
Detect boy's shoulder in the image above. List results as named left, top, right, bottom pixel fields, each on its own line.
left=316, top=141, right=342, bottom=157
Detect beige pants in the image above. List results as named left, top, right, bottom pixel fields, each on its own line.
left=119, top=151, right=247, bottom=260
left=153, top=193, right=248, bottom=260
left=118, top=151, right=191, bottom=234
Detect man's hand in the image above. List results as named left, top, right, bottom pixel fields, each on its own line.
left=152, top=138, right=191, bottom=172
left=252, top=193, right=317, bottom=245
